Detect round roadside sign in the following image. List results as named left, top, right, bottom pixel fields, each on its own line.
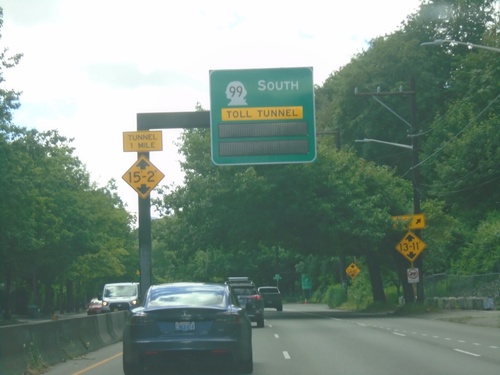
left=407, top=268, right=419, bottom=283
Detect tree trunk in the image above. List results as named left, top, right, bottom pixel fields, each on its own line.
left=339, top=256, right=348, bottom=295
left=2, top=268, right=12, bottom=320
left=66, top=279, right=74, bottom=312
left=366, top=252, right=386, bottom=302
left=43, top=281, right=54, bottom=315
left=32, top=266, right=39, bottom=307
left=395, top=255, right=415, bottom=303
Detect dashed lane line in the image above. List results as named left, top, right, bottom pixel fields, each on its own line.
left=454, top=349, right=481, bottom=357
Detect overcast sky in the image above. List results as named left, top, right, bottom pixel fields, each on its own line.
left=2, top=0, right=421, bottom=217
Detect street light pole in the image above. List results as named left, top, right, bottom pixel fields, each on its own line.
left=355, top=138, right=412, bottom=149
left=420, top=39, right=500, bottom=53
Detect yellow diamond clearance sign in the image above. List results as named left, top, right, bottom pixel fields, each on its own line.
left=122, top=155, right=164, bottom=199
left=346, top=263, right=360, bottom=278
left=395, top=231, right=426, bottom=262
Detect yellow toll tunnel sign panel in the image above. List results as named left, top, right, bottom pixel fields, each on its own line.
left=123, top=130, right=163, bottom=152
left=122, top=155, right=165, bottom=199
left=396, top=231, right=426, bottom=262
left=392, top=213, right=426, bottom=230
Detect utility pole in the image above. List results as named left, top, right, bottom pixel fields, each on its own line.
left=355, top=76, right=424, bottom=302
left=317, top=128, right=349, bottom=294
left=409, top=76, right=424, bottom=302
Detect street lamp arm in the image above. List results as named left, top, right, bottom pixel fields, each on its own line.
left=421, top=39, right=500, bottom=53
left=355, top=138, right=413, bottom=149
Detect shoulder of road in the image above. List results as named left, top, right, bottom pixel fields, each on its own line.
left=286, top=302, right=500, bottom=329
left=401, top=308, right=500, bottom=328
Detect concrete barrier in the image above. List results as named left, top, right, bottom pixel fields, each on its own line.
left=95, top=314, right=115, bottom=346
left=0, top=311, right=127, bottom=375
left=424, top=296, right=496, bottom=310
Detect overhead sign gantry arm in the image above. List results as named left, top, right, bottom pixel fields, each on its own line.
left=137, top=111, right=210, bottom=131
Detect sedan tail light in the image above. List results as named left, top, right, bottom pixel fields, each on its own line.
left=214, top=312, right=241, bottom=323
left=130, top=312, right=155, bottom=325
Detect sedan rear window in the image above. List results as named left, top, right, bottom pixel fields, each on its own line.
left=232, top=287, right=257, bottom=296
left=259, top=287, right=279, bottom=293
left=149, top=291, right=225, bottom=307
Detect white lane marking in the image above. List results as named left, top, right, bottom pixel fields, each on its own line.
left=274, top=334, right=279, bottom=339
left=283, top=351, right=291, bottom=359
left=454, top=349, right=481, bottom=357
left=353, top=320, right=497, bottom=352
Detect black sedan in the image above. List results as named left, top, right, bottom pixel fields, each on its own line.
left=123, top=282, right=253, bottom=374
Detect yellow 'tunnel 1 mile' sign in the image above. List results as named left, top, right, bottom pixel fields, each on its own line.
left=123, top=130, right=163, bottom=152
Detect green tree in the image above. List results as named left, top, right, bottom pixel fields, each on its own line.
left=150, top=1, right=499, bottom=308
left=453, top=212, right=500, bottom=274
left=0, top=7, right=22, bottom=124
left=0, top=7, right=23, bottom=319
left=314, top=0, right=499, bottom=302
left=154, top=122, right=412, bottom=302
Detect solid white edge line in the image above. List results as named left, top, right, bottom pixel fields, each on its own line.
left=283, top=351, right=291, bottom=359
left=454, top=349, right=481, bottom=357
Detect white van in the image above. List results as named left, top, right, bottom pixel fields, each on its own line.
left=101, top=282, right=140, bottom=312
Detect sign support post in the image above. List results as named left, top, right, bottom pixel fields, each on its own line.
left=137, top=151, right=152, bottom=301
left=133, top=111, right=210, bottom=300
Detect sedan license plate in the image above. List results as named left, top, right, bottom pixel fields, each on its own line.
left=175, top=321, right=195, bottom=332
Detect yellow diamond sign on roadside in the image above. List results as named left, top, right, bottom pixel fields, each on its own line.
left=346, top=263, right=360, bottom=278
left=122, top=155, right=165, bottom=199
left=395, top=231, right=426, bottom=262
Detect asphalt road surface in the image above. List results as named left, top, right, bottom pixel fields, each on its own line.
left=42, top=303, right=500, bottom=375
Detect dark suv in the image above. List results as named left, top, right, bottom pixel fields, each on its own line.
left=258, top=286, right=283, bottom=311
left=226, top=277, right=265, bottom=328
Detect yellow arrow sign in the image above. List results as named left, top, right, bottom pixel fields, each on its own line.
left=122, top=155, right=165, bottom=199
left=392, top=213, right=426, bottom=230
left=395, top=230, right=426, bottom=262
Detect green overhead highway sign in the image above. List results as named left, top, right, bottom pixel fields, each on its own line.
left=209, top=67, right=316, bottom=165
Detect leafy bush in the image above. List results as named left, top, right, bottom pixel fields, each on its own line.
left=325, top=284, right=348, bottom=308
left=347, top=274, right=372, bottom=309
